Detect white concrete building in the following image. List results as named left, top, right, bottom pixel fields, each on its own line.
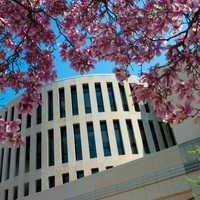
left=0, top=74, right=179, bottom=200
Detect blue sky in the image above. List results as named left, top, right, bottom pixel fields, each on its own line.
left=0, top=59, right=116, bottom=107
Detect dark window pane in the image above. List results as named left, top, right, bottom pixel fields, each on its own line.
left=25, top=136, right=30, bottom=173
left=48, top=129, right=55, bottom=166
left=76, top=170, right=84, bottom=179
left=83, top=84, right=92, bottom=113
left=26, top=114, right=31, bottom=128
left=107, top=83, right=117, bottom=111
left=62, top=173, right=69, bottom=184
left=119, top=84, right=129, bottom=111
left=48, top=91, right=53, bottom=121
left=4, top=189, right=8, bottom=200
left=36, top=104, right=42, bottom=124
left=73, top=124, right=82, bottom=161
left=71, top=86, right=79, bottom=115
left=106, top=166, right=113, bottom=169
left=35, top=179, right=42, bottom=193
left=149, top=120, right=160, bottom=152
left=13, top=186, right=18, bottom=200
left=5, top=148, right=11, bottom=180
left=11, top=106, right=14, bottom=120
left=36, top=133, right=42, bottom=169
left=87, top=122, right=97, bottom=159
left=18, top=114, right=22, bottom=131
left=100, top=121, right=111, bottom=157
left=159, top=122, right=169, bottom=148
left=95, top=83, right=104, bottom=112
left=0, top=149, right=4, bottom=182
left=144, top=103, right=150, bottom=113
left=138, top=120, right=150, bottom=154
left=91, top=168, right=99, bottom=174
left=126, top=120, right=138, bottom=154
left=48, top=176, right=55, bottom=188
left=59, top=88, right=66, bottom=118
left=167, top=124, right=176, bottom=146
left=113, top=120, right=125, bottom=155
left=5, top=111, right=8, bottom=121
left=129, top=84, right=140, bottom=112
left=60, top=126, right=68, bottom=163
left=15, top=148, right=20, bottom=176
left=24, top=183, right=29, bottom=196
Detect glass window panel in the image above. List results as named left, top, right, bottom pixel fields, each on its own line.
left=87, top=122, right=97, bottom=159
left=100, top=121, right=111, bottom=157
left=73, top=124, right=83, bottom=161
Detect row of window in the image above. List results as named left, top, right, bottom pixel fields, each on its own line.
left=0, top=119, right=176, bottom=183
left=2, top=82, right=151, bottom=129
left=2, top=166, right=113, bottom=200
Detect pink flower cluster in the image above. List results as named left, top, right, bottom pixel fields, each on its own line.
left=0, top=119, right=23, bottom=146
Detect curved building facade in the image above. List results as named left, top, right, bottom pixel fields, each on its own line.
left=0, top=74, right=176, bottom=200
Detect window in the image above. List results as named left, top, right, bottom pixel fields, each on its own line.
left=119, top=84, right=129, bottom=111
left=149, top=120, right=160, bottom=152
left=87, top=122, right=97, bottom=159
left=25, top=136, right=30, bottom=173
left=91, top=168, right=99, bottom=174
left=107, top=83, right=117, bottom=111
left=36, top=132, right=42, bottom=169
left=113, top=120, right=125, bottom=155
left=48, top=176, right=55, bottom=188
left=138, top=120, right=150, bottom=153
left=129, top=84, right=140, bottom=112
left=48, top=129, right=55, bottom=166
left=100, top=121, right=111, bottom=157
left=126, top=120, right=138, bottom=154
left=76, top=170, right=84, bottom=179
left=18, top=114, right=22, bottom=131
left=73, top=124, right=83, bottom=161
left=60, top=126, right=68, bottom=163
left=4, top=111, right=8, bottom=121
left=106, top=166, right=113, bottom=169
left=35, top=179, right=42, bottom=193
left=24, top=182, right=29, bottom=196
left=71, top=86, right=79, bottom=115
left=4, top=189, right=8, bottom=200
left=158, top=122, right=169, bottom=148
left=13, top=186, right=18, bottom=200
left=144, top=103, right=150, bottom=113
left=6, top=148, right=11, bottom=180
left=26, top=114, right=31, bottom=128
left=15, top=147, right=20, bottom=176
left=0, top=149, right=4, bottom=182
left=11, top=106, right=14, bottom=120
left=48, top=90, right=53, bottom=121
left=167, top=124, right=176, bottom=146
left=36, top=104, right=42, bottom=124
left=83, top=84, right=92, bottom=113
left=95, top=83, right=104, bottom=112
left=59, top=87, right=66, bottom=118
left=62, top=173, right=69, bottom=184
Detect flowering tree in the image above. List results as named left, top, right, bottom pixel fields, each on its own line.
left=0, top=0, right=199, bottom=145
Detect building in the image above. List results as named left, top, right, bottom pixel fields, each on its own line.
left=0, top=74, right=198, bottom=200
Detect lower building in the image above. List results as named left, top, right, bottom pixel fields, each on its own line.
left=21, top=137, right=200, bottom=200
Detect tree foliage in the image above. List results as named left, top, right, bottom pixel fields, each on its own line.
left=0, top=0, right=199, bottom=145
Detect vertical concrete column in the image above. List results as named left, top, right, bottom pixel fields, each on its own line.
left=106, top=119, right=118, bottom=157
